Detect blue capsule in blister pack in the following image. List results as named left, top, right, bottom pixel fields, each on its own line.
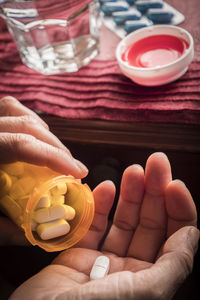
left=99, top=0, right=118, bottom=3
left=147, top=8, right=174, bottom=23
left=100, top=0, right=185, bottom=38
left=126, top=0, right=137, bottom=5
left=113, top=9, right=141, bottom=25
left=101, top=1, right=129, bottom=16
left=124, top=20, right=149, bottom=34
left=135, top=0, right=163, bottom=14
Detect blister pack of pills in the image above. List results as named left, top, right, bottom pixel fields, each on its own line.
left=100, top=0, right=185, bottom=38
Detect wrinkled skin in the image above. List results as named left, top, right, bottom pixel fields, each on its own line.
left=10, top=152, right=199, bottom=300
left=0, top=96, right=88, bottom=245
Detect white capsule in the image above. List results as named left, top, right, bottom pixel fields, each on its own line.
left=51, top=183, right=67, bottom=195
left=36, top=194, right=51, bottom=209
left=51, top=194, right=65, bottom=206
left=90, top=256, right=110, bottom=280
left=33, top=204, right=67, bottom=223
left=63, top=204, right=76, bottom=220
left=36, top=219, right=70, bottom=240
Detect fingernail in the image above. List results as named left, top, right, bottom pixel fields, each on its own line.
left=74, top=159, right=88, bottom=174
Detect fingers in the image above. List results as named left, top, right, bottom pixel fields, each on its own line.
left=0, top=116, right=69, bottom=153
left=76, top=181, right=115, bottom=249
left=0, top=133, right=88, bottom=178
left=144, top=152, right=172, bottom=195
left=102, top=165, right=144, bottom=256
left=165, top=180, right=197, bottom=237
left=0, top=96, right=88, bottom=178
left=134, top=226, right=199, bottom=300
left=0, top=96, right=70, bottom=154
left=0, top=96, right=48, bottom=129
left=127, top=152, right=172, bottom=262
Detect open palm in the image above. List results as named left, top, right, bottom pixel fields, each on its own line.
left=10, top=153, right=198, bottom=300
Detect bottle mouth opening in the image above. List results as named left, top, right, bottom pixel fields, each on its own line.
left=24, top=176, right=94, bottom=252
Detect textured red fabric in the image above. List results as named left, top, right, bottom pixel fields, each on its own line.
left=0, top=0, right=200, bottom=124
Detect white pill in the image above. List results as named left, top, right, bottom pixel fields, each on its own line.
left=36, top=194, right=51, bottom=209
left=33, top=204, right=67, bottom=223
left=51, top=183, right=67, bottom=195
left=90, top=256, right=110, bottom=280
left=51, top=194, right=65, bottom=206
left=63, top=204, right=76, bottom=220
left=36, top=219, right=70, bottom=240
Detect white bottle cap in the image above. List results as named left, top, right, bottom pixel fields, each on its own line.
left=116, top=25, right=194, bottom=86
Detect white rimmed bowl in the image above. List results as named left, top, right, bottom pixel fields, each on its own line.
left=116, top=25, right=194, bottom=86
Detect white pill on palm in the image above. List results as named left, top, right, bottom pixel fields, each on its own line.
left=90, top=256, right=110, bottom=280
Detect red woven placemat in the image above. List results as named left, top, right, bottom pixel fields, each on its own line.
left=0, top=0, right=200, bottom=124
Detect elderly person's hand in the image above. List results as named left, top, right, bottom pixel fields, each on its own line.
left=0, top=96, right=88, bottom=245
left=10, top=152, right=199, bottom=300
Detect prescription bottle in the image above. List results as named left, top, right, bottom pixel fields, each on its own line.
left=0, top=162, right=94, bottom=252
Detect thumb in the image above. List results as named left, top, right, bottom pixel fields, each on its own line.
left=136, top=226, right=199, bottom=300
left=157, top=225, right=199, bottom=275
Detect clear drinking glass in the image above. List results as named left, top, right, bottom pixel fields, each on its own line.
left=0, top=0, right=101, bottom=74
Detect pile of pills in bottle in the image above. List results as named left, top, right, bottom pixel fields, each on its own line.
left=0, top=163, right=28, bottom=226
left=32, top=183, right=76, bottom=240
left=0, top=162, right=76, bottom=241
left=100, top=0, right=185, bottom=38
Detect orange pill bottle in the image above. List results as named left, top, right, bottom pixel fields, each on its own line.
left=0, top=162, right=94, bottom=252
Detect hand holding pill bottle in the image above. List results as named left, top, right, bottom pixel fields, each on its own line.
left=0, top=162, right=94, bottom=252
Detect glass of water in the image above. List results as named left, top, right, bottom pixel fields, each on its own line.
left=0, top=0, right=101, bottom=74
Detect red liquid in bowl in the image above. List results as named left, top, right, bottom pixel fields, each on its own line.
left=122, top=34, right=189, bottom=68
